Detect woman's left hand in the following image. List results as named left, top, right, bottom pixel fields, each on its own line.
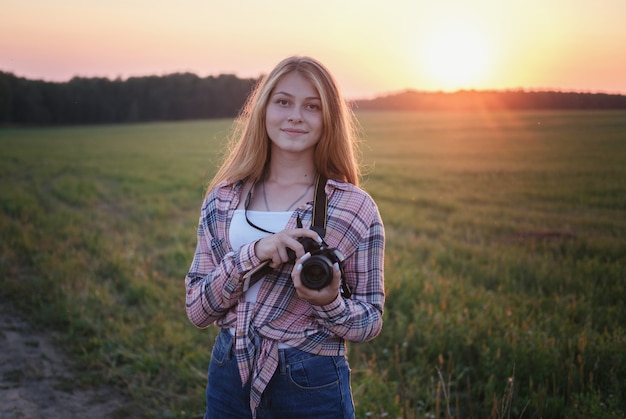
left=291, top=253, right=341, bottom=306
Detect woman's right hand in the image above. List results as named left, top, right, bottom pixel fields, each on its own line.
left=254, top=228, right=322, bottom=269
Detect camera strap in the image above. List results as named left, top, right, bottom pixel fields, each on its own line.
left=308, top=174, right=352, bottom=298
left=305, top=174, right=327, bottom=238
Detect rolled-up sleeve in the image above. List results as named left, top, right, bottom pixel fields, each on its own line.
left=312, top=194, right=385, bottom=342
left=184, top=191, right=261, bottom=328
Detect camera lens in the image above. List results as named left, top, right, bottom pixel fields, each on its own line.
left=300, top=256, right=334, bottom=290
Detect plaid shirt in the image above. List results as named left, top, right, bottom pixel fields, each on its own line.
left=185, top=178, right=385, bottom=415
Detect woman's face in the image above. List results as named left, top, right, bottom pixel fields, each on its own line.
left=265, top=72, right=323, bottom=156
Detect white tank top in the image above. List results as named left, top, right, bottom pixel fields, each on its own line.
left=229, top=209, right=292, bottom=303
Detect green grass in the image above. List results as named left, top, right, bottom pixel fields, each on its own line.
left=1, top=111, right=625, bottom=418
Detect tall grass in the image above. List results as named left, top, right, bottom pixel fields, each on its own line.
left=1, top=111, right=625, bottom=418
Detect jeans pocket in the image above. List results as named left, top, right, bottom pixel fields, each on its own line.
left=287, top=355, right=342, bottom=391
left=210, top=329, right=233, bottom=366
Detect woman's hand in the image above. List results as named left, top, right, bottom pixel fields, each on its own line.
left=291, top=253, right=341, bottom=306
left=254, top=228, right=322, bottom=269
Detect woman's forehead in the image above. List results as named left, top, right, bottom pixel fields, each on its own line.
left=272, top=72, right=320, bottom=98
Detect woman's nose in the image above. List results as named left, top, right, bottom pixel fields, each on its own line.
left=288, top=107, right=302, bottom=122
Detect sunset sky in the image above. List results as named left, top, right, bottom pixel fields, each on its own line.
left=1, top=0, right=625, bottom=99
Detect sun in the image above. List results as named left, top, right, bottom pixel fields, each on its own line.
left=419, top=22, right=492, bottom=91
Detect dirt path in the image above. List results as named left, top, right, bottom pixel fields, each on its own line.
left=0, top=300, right=138, bottom=419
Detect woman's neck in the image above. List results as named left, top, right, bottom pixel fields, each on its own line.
left=249, top=159, right=317, bottom=212
left=264, top=154, right=316, bottom=186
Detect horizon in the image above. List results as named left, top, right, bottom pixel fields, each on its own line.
left=2, top=68, right=625, bottom=102
left=1, top=0, right=625, bottom=99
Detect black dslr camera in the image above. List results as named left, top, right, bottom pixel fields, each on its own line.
left=287, top=237, right=346, bottom=291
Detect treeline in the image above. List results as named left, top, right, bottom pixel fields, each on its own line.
left=0, top=71, right=257, bottom=125
left=354, top=89, right=626, bottom=111
left=2, top=70, right=626, bottom=126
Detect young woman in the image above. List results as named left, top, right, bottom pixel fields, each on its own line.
left=185, top=56, right=385, bottom=419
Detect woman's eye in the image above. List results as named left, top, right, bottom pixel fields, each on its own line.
left=307, top=103, right=321, bottom=111
left=277, top=99, right=289, bottom=106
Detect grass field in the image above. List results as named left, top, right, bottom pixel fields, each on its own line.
left=1, top=110, right=625, bottom=418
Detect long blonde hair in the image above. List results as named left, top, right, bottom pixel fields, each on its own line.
left=207, top=56, right=360, bottom=193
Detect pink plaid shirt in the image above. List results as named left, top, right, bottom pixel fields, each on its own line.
left=185, top=178, right=385, bottom=415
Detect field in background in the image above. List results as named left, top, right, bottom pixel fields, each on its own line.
left=1, top=111, right=625, bottom=418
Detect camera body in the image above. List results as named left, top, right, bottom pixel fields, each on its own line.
left=287, top=237, right=345, bottom=290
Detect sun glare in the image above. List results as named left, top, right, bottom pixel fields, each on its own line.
left=419, top=22, right=492, bottom=91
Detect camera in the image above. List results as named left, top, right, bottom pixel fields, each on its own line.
left=287, top=237, right=346, bottom=290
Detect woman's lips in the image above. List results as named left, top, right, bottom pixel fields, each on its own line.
left=281, top=128, right=307, bottom=135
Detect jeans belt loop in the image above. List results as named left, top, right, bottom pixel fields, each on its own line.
left=278, top=349, right=287, bottom=375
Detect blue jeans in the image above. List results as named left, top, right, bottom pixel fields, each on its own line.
left=205, top=328, right=355, bottom=419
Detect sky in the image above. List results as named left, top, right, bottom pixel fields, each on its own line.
left=1, top=0, right=625, bottom=99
